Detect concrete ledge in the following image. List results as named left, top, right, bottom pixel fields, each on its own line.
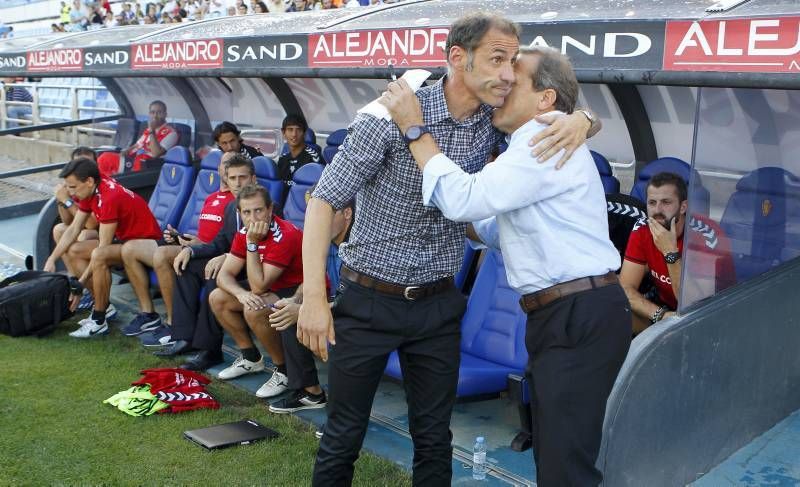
left=0, top=136, right=73, bottom=165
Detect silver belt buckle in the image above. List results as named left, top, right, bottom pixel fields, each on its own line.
left=403, top=285, right=421, bottom=300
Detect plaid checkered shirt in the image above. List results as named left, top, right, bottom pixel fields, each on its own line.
left=313, top=78, right=502, bottom=285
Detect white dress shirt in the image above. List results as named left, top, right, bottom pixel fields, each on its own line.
left=421, top=112, right=620, bottom=295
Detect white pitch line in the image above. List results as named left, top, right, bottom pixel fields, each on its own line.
left=0, top=241, right=27, bottom=260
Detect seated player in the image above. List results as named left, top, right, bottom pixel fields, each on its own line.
left=276, top=114, right=320, bottom=185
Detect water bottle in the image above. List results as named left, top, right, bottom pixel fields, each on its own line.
left=472, top=436, right=487, bottom=480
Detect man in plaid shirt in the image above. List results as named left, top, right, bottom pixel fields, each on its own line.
left=299, top=13, right=600, bottom=485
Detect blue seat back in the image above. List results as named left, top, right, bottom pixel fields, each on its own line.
left=283, top=163, right=324, bottom=229
left=148, top=147, right=195, bottom=229
left=454, top=240, right=478, bottom=292
left=591, top=150, right=620, bottom=194
left=177, top=150, right=222, bottom=236
left=720, top=167, right=800, bottom=281
left=281, top=128, right=320, bottom=156
left=323, top=128, right=347, bottom=164
left=630, top=157, right=710, bottom=214
left=252, top=156, right=286, bottom=209
left=460, top=250, right=529, bottom=370
left=171, top=122, right=192, bottom=149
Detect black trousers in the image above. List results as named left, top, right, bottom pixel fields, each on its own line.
left=281, top=325, right=319, bottom=389
left=171, top=258, right=223, bottom=353
left=312, top=279, right=465, bottom=487
left=525, top=283, right=631, bottom=487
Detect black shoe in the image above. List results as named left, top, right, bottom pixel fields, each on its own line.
left=180, top=350, right=224, bottom=371
left=153, top=339, right=192, bottom=357
left=269, top=389, right=327, bottom=414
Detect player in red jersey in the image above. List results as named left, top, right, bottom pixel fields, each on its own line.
left=210, top=184, right=306, bottom=399
left=621, top=172, right=735, bottom=333
left=43, top=158, right=161, bottom=338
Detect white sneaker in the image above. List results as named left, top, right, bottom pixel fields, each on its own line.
left=217, top=356, right=265, bottom=380
left=256, top=370, right=289, bottom=398
left=105, top=303, right=118, bottom=321
left=69, top=317, right=109, bottom=338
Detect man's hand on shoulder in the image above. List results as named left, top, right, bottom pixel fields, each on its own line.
left=378, top=79, right=423, bottom=135
left=530, top=111, right=592, bottom=169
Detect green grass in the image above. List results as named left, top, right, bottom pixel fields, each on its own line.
left=0, top=317, right=411, bottom=486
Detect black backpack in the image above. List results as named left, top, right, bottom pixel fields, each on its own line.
left=0, top=271, right=73, bottom=337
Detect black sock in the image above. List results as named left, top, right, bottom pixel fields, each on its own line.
left=91, top=309, right=106, bottom=323
left=241, top=347, right=261, bottom=362
left=276, top=363, right=287, bottom=376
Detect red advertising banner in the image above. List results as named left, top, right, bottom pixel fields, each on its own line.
left=132, top=39, right=224, bottom=70
left=27, top=48, right=83, bottom=72
left=309, top=28, right=449, bottom=68
left=664, top=17, right=800, bottom=73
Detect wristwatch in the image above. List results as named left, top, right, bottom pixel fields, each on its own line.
left=664, top=251, right=681, bottom=264
left=61, top=199, right=74, bottom=209
left=650, top=305, right=667, bottom=324
left=579, top=109, right=597, bottom=127
left=403, top=125, right=431, bottom=144
left=246, top=242, right=258, bottom=253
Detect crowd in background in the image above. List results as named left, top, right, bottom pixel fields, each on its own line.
left=53, top=0, right=402, bottom=31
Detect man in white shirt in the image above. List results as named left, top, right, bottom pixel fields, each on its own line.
left=380, top=46, right=631, bottom=487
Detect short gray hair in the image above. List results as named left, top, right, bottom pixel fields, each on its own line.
left=446, top=12, right=520, bottom=71
left=519, top=46, right=579, bottom=113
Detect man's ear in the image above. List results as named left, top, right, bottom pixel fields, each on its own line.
left=448, top=45, right=466, bottom=71
left=539, top=88, right=557, bottom=111
left=679, top=199, right=689, bottom=216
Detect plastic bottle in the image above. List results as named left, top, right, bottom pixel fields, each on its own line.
left=472, top=436, right=487, bottom=480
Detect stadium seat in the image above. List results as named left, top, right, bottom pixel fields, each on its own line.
left=719, top=167, right=800, bottom=282
left=385, top=250, right=529, bottom=398
left=591, top=150, right=621, bottom=194
left=281, top=128, right=322, bottom=157
left=282, top=163, right=324, bottom=229
left=630, top=157, right=710, bottom=214
left=176, top=150, right=223, bottom=237
left=148, top=146, right=195, bottom=229
left=454, top=240, right=479, bottom=293
left=171, top=122, right=193, bottom=149
left=322, top=128, right=347, bottom=164
left=252, top=156, right=286, bottom=210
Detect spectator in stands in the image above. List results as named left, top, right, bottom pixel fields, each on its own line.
left=264, top=191, right=353, bottom=413
left=253, top=1, right=268, bottom=13
left=123, top=153, right=235, bottom=344
left=236, top=3, right=248, bottom=14
left=213, top=121, right=262, bottom=159
left=299, top=13, right=599, bottom=484
left=121, top=2, right=137, bottom=21
left=287, top=0, right=313, bottom=11
left=226, top=6, right=236, bottom=16
left=264, top=0, right=285, bottom=12
left=143, top=14, right=156, bottom=23
left=207, top=0, right=227, bottom=17
left=169, top=154, right=257, bottom=368
left=276, top=114, right=320, bottom=184
left=382, top=44, right=629, bottom=487
left=209, top=184, right=303, bottom=399
left=60, top=1, right=72, bottom=25
left=89, top=5, right=105, bottom=25
left=44, top=158, right=162, bottom=338
left=104, top=10, right=117, bottom=26
left=52, top=23, right=67, bottom=32
left=69, top=0, right=88, bottom=30
left=3, top=77, right=32, bottom=129
left=121, top=100, right=178, bottom=172
left=318, top=0, right=337, bottom=9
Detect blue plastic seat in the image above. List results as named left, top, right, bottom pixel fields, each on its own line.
left=148, top=146, right=195, bottom=229
left=282, top=163, right=325, bottom=229
left=170, top=122, right=192, bottom=149
left=177, top=150, right=223, bottom=237
left=591, top=150, right=620, bottom=194
left=454, top=240, right=478, bottom=293
left=720, top=167, right=800, bottom=282
left=630, top=157, right=710, bottom=214
left=252, top=156, right=286, bottom=210
left=385, top=250, right=529, bottom=398
left=323, top=128, right=347, bottom=164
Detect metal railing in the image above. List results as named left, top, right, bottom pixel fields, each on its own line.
left=0, top=81, right=120, bottom=144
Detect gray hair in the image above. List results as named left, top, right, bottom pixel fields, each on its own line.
left=519, top=46, right=579, bottom=113
left=445, top=12, right=520, bottom=72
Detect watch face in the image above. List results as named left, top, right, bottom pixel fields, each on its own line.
left=406, top=126, right=422, bottom=140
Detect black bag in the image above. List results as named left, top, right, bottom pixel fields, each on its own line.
left=0, top=271, right=73, bottom=337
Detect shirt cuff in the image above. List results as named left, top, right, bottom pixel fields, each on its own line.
left=421, top=153, right=461, bottom=207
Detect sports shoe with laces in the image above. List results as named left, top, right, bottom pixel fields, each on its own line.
left=139, top=324, right=175, bottom=348
left=69, top=317, right=109, bottom=338
left=91, top=303, right=118, bottom=321
left=256, top=370, right=289, bottom=398
left=217, top=356, right=265, bottom=380
left=269, top=389, right=327, bottom=414
left=77, top=290, right=94, bottom=310
left=122, top=312, right=161, bottom=336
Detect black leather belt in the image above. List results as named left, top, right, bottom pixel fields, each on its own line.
left=520, top=272, right=618, bottom=313
left=340, top=267, right=454, bottom=301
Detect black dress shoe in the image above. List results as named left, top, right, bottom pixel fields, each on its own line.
left=153, top=339, right=192, bottom=357
left=180, top=350, right=224, bottom=371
